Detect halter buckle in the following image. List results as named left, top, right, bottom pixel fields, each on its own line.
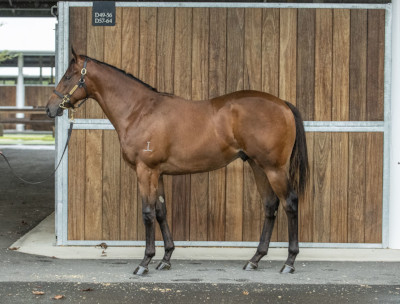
left=81, top=67, right=87, bottom=76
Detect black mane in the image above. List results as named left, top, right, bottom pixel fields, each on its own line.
left=82, top=55, right=159, bottom=93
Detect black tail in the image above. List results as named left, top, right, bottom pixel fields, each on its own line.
left=285, top=102, right=309, bottom=196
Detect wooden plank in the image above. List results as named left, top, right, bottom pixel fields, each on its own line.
left=69, top=7, right=87, bottom=119
left=156, top=7, right=175, bottom=242
left=225, top=8, right=245, bottom=242
left=313, top=133, right=331, bottom=243
left=243, top=8, right=263, bottom=242
left=330, top=132, right=349, bottom=243
left=172, top=7, right=192, bottom=241
left=102, top=131, right=121, bottom=240
left=365, top=133, right=383, bottom=243
left=101, top=8, right=122, bottom=240
left=367, top=10, right=385, bottom=121
left=84, top=129, right=103, bottom=240
left=120, top=7, right=140, bottom=241
left=349, top=10, right=367, bottom=121
left=348, top=133, right=366, bottom=243
left=315, top=9, right=332, bottom=121
left=190, top=7, right=209, bottom=242
left=261, top=8, right=279, bottom=97
left=68, top=130, right=85, bottom=240
left=279, top=8, right=297, bottom=104
left=296, top=9, right=315, bottom=121
left=208, top=8, right=227, bottom=241
left=86, top=7, right=104, bottom=119
left=332, top=9, right=350, bottom=121
left=277, top=8, right=296, bottom=242
left=299, top=132, right=314, bottom=242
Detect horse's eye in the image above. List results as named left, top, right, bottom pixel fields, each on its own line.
left=65, top=75, right=72, bottom=80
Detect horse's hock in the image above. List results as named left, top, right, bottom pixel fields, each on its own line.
left=57, top=3, right=387, bottom=249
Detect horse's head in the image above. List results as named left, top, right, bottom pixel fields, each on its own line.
left=46, top=47, right=89, bottom=118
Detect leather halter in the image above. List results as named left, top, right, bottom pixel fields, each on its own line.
left=53, top=58, right=89, bottom=111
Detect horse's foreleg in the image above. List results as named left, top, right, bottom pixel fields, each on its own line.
left=155, top=176, right=175, bottom=270
left=133, top=165, right=159, bottom=276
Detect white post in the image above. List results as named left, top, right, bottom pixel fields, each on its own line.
left=16, top=53, right=25, bottom=132
left=389, top=1, right=400, bottom=249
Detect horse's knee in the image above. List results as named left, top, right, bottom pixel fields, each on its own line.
left=264, top=196, right=279, bottom=218
left=284, top=191, right=298, bottom=215
left=142, top=205, right=155, bottom=224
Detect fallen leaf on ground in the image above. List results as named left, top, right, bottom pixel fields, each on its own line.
left=53, top=295, right=64, bottom=300
left=32, top=291, right=45, bottom=295
left=82, top=288, right=93, bottom=292
left=243, top=291, right=249, bottom=295
left=8, top=247, right=19, bottom=251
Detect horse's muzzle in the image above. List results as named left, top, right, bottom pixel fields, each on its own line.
left=46, top=106, right=64, bottom=118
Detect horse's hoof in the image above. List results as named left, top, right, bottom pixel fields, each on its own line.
left=280, top=264, right=295, bottom=274
left=156, top=261, right=171, bottom=271
left=243, top=261, right=258, bottom=271
left=133, top=265, right=149, bottom=276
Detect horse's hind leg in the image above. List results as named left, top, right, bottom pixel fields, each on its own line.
left=265, top=167, right=299, bottom=274
left=244, top=160, right=280, bottom=271
left=155, top=175, right=175, bottom=270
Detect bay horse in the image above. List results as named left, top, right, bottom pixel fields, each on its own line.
left=46, top=49, right=309, bottom=276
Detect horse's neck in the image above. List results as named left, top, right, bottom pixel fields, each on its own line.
left=90, top=65, right=158, bottom=134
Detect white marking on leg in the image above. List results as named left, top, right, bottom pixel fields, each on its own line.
left=159, top=196, right=165, bottom=203
left=143, top=141, right=153, bottom=152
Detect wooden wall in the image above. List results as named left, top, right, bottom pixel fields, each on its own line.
left=0, top=86, right=16, bottom=129
left=0, top=85, right=53, bottom=130
left=67, top=7, right=385, bottom=244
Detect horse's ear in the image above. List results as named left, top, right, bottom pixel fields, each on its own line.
left=71, top=46, right=78, bottom=62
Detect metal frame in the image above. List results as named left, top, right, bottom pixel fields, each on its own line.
left=55, top=2, right=392, bottom=249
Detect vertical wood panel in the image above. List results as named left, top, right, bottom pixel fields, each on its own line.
left=225, top=8, right=244, bottom=242
left=172, top=7, right=192, bottom=241
left=262, top=8, right=279, bottom=97
left=315, top=9, right=332, bottom=121
left=120, top=7, right=140, bottom=241
left=86, top=7, right=104, bottom=119
left=69, top=7, right=87, bottom=118
left=348, top=133, right=366, bottom=243
left=84, top=130, right=103, bottom=240
left=278, top=8, right=297, bottom=242
left=157, top=7, right=175, bottom=241
left=332, top=9, right=350, bottom=121
left=296, top=9, right=315, bottom=121
left=313, top=133, right=331, bottom=242
left=299, top=132, right=314, bottom=242
left=330, top=133, right=348, bottom=243
left=68, top=130, right=85, bottom=240
left=365, top=133, right=383, bottom=243
left=350, top=10, right=367, bottom=121
left=367, top=10, right=385, bottom=121
left=243, top=8, right=263, bottom=242
left=190, top=8, right=210, bottom=242
left=208, top=8, right=227, bottom=241
left=279, top=8, right=297, bottom=104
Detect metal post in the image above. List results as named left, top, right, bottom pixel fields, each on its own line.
left=16, top=53, right=25, bottom=132
left=389, top=0, right=400, bottom=249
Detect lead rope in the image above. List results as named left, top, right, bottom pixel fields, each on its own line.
left=0, top=122, right=74, bottom=185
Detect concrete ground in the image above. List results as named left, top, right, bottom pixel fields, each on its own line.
left=0, top=146, right=400, bottom=303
